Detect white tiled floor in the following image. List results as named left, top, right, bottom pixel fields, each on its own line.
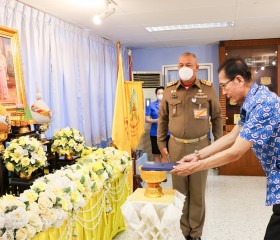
left=114, top=170, right=271, bottom=240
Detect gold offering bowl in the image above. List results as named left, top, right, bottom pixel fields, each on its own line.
left=18, top=124, right=30, bottom=134
left=138, top=166, right=167, bottom=198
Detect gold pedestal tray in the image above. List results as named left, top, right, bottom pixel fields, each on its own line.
left=18, top=126, right=30, bottom=134
left=19, top=171, right=31, bottom=179
left=65, top=153, right=74, bottom=160
left=138, top=166, right=167, bottom=198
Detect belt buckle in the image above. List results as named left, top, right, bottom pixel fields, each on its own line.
left=183, top=139, right=190, bottom=144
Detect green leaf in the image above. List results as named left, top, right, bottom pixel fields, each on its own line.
left=91, top=182, right=96, bottom=190
left=96, top=169, right=104, bottom=175
left=64, top=187, right=71, bottom=193
left=80, top=176, right=85, bottom=184
left=6, top=205, right=18, bottom=213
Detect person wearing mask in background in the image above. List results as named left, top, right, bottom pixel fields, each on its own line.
left=157, top=52, right=223, bottom=240
left=172, top=57, right=280, bottom=240
left=145, top=86, right=170, bottom=162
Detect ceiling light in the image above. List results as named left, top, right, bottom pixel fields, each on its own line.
left=93, top=0, right=117, bottom=25
left=272, top=61, right=276, bottom=65
left=146, top=21, right=234, bottom=32
left=261, top=66, right=265, bottom=70
left=93, top=8, right=115, bottom=24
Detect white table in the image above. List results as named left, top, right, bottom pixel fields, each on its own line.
left=121, top=188, right=185, bottom=240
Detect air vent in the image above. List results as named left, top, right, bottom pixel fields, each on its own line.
left=133, top=72, right=161, bottom=88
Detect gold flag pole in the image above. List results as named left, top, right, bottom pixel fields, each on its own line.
left=128, top=48, right=143, bottom=191
left=112, top=41, right=133, bottom=192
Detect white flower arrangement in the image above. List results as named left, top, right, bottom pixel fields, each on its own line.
left=78, top=147, right=131, bottom=182
left=0, top=147, right=131, bottom=239
left=3, top=136, right=47, bottom=177
left=81, top=146, right=97, bottom=157
left=51, top=127, right=85, bottom=156
left=0, top=195, right=38, bottom=240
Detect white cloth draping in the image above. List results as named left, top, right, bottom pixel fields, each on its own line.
left=121, top=188, right=186, bottom=240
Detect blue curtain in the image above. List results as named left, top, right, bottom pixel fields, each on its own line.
left=0, top=0, right=129, bottom=146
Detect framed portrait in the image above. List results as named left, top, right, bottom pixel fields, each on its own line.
left=0, top=26, right=26, bottom=112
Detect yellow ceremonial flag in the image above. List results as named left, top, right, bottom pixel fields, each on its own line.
left=124, top=81, right=144, bottom=150
left=112, top=44, right=131, bottom=155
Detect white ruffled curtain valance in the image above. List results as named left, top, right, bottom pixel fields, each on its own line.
left=0, top=0, right=129, bottom=146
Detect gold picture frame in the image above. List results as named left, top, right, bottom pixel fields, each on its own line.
left=0, top=26, right=26, bottom=112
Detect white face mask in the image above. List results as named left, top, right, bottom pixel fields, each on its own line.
left=179, top=67, right=193, bottom=81
left=157, top=94, right=163, bottom=101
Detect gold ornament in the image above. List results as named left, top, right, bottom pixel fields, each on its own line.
left=138, top=166, right=166, bottom=198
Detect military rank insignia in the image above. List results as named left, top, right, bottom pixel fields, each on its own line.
left=171, top=90, right=178, bottom=98
left=194, top=89, right=207, bottom=99
left=200, top=79, right=212, bottom=86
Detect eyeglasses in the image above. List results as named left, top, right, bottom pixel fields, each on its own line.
left=219, top=80, right=232, bottom=89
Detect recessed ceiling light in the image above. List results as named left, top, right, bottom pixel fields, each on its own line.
left=146, top=21, right=234, bottom=32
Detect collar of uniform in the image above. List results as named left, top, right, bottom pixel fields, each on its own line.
left=177, top=78, right=201, bottom=90
left=193, top=78, right=202, bottom=89
left=174, top=80, right=183, bottom=90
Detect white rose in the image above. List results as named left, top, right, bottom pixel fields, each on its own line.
left=0, top=214, right=5, bottom=229
left=26, top=224, right=37, bottom=239
left=15, top=228, right=28, bottom=240
left=1, top=229, right=14, bottom=240
left=5, top=207, right=29, bottom=230
left=28, top=211, right=43, bottom=232
left=38, top=193, right=53, bottom=209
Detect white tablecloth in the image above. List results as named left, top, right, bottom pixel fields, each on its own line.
left=121, top=188, right=185, bottom=240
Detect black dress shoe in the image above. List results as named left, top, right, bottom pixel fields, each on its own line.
left=185, top=237, right=192, bottom=240
left=191, top=237, right=201, bottom=240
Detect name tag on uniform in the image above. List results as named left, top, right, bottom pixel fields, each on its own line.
left=193, top=108, right=208, bottom=119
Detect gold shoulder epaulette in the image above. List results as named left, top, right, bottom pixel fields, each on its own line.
left=200, top=79, right=212, bottom=87
left=166, top=80, right=178, bottom=87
